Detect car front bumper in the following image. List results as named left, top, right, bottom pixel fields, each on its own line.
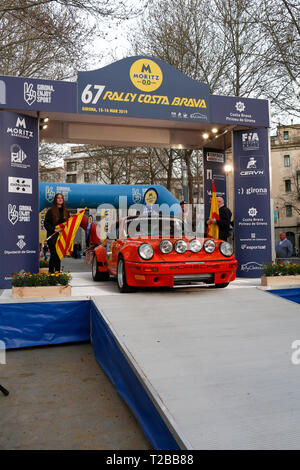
left=125, top=260, right=238, bottom=287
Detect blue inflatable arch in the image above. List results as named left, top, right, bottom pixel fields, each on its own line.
left=39, top=182, right=180, bottom=213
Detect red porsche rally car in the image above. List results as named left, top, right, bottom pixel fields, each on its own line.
left=89, top=215, right=237, bottom=293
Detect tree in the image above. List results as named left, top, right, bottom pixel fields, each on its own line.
left=255, top=0, right=300, bottom=120
left=130, top=0, right=299, bottom=119
left=0, top=0, right=145, bottom=80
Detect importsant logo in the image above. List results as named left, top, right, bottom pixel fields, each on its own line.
left=130, top=59, right=163, bottom=92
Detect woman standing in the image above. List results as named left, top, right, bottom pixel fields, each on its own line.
left=44, top=193, right=69, bottom=273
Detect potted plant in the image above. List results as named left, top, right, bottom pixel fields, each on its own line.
left=261, top=261, right=300, bottom=287
left=39, top=259, right=49, bottom=273
left=12, top=271, right=72, bottom=299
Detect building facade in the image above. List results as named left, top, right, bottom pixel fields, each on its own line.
left=271, top=124, right=300, bottom=254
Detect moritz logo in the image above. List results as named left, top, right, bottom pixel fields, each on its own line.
left=130, top=58, right=163, bottom=92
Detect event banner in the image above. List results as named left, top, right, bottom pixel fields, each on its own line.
left=203, top=148, right=227, bottom=222
left=0, top=75, right=77, bottom=113
left=0, top=111, right=39, bottom=288
left=211, top=95, right=270, bottom=128
left=77, top=56, right=210, bottom=122
left=233, top=128, right=272, bottom=278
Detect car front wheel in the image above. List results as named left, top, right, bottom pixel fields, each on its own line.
left=117, top=256, right=133, bottom=293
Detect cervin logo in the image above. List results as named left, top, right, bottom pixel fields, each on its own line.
left=130, top=59, right=163, bottom=92
left=242, top=131, right=259, bottom=151
left=7, top=116, right=34, bottom=140
left=240, top=155, right=264, bottom=176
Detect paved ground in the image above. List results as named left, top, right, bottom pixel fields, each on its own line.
left=0, top=343, right=152, bottom=450
left=61, top=256, right=91, bottom=273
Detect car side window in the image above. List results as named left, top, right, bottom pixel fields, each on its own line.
left=107, top=222, right=119, bottom=240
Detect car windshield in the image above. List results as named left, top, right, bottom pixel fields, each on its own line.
left=121, top=217, right=193, bottom=238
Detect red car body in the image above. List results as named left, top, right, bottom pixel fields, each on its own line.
left=88, top=215, right=237, bottom=292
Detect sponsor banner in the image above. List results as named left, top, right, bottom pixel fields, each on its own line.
left=211, top=95, right=270, bottom=127
left=233, top=128, right=272, bottom=278
left=0, top=75, right=76, bottom=113
left=202, top=148, right=227, bottom=221
left=77, top=56, right=210, bottom=122
left=0, top=111, right=39, bottom=288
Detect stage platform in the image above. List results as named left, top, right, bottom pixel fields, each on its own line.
left=1, top=274, right=300, bottom=449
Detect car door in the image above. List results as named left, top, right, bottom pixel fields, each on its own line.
left=106, top=221, right=119, bottom=275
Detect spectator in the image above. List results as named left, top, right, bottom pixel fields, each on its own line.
left=275, top=232, right=293, bottom=259
left=206, top=197, right=232, bottom=241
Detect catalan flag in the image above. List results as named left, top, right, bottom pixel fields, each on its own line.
left=55, top=208, right=86, bottom=260
left=207, top=181, right=219, bottom=239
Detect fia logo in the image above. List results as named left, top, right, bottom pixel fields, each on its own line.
left=242, top=132, right=259, bottom=150
left=24, top=82, right=36, bottom=106
left=8, top=204, right=19, bottom=225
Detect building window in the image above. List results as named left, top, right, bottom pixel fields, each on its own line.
left=67, top=161, right=77, bottom=171
left=84, top=173, right=90, bottom=183
left=285, top=180, right=291, bottom=192
left=286, top=205, right=292, bottom=217
left=96, top=171, right=101, bottom=182
left=66, top=174, right=76, bottom=183
left=96, top=160, right=101, bottom=169
left=284, top=155, right=290, bottom=167
left=84, top=160, right=90, bottom=170
left=283, top=130, right=289, bottom=141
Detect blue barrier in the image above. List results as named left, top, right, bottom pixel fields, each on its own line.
left=268, top=288, right=300, bottom=305
left=0, top=300, right=90, bottom=349
left=0, top=298, right=181, bottom=449
left=90, top=301, right=180, bottom=450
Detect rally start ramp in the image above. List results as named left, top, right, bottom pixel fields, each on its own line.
left=91, top=287, right=300, bottom=449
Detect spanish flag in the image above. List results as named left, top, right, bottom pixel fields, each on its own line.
left=207, top=181, right=219, bottom=239
left=55, top=208, right=86, bottom=260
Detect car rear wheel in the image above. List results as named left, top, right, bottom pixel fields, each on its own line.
left=117, top=256, right=133, bottom=293
left=92, top=255, right=109, bottom=282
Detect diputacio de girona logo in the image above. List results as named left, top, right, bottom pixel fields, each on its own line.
left=129, top=59, right=163, bottom=92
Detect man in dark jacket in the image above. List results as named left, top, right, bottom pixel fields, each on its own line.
left=206, top=197, right=232, bottom=241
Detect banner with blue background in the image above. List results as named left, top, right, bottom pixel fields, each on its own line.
left=233, top=128, right=272, bottom=278
left=0, top=111, right=39, bottom=288
left=77, top=56, right=210, bottom=123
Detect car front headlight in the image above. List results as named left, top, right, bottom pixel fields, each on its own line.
left=189, top=239, right=202, bottom=253
left=204, top=239, right=216, bottom=253
left=160, top=240, right=173, bottom=254
left=219, top=241, right=233, bottom=257
left=174, top=239, right=188, bottom=254
left=138, top=243, right=154, bottom=260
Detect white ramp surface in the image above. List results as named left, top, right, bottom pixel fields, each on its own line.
left=92, top=287, right=300, bottom=449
